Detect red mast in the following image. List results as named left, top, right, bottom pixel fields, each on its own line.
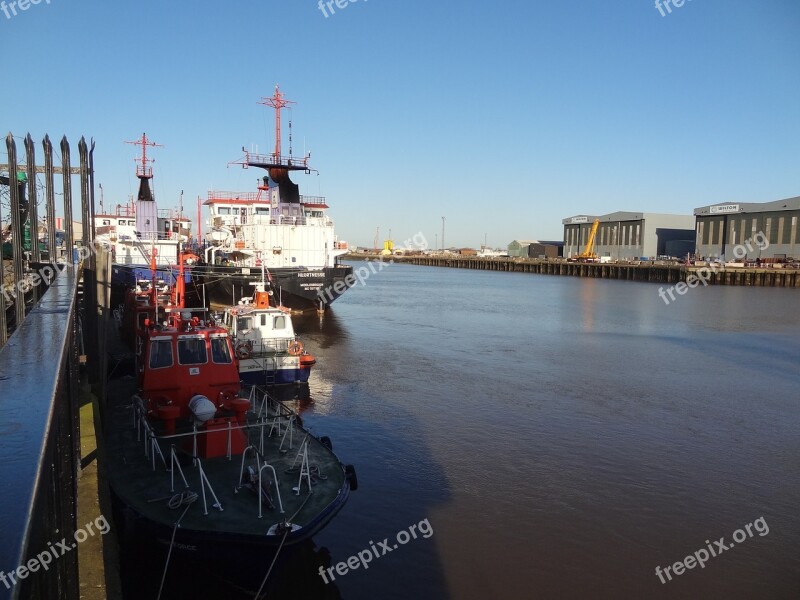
left=258, top=85, right=295, bottom=160
left=125, top=133, right=163, bottom=179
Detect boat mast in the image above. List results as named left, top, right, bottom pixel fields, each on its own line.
left=124, top=133, right=163, bottom=243
left=258, top=85, right=295, bottom=161
left=125, top=133, right=162, bottom=180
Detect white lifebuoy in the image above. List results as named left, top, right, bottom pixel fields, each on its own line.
left=236, top=340, right=253, bottom=359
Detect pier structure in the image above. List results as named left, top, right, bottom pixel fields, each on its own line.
left=367, top=255, right=800, bottom=287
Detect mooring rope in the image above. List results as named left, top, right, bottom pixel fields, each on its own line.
left=252, top=492, right=313, bottom=599
left=156, top=491, right=198, bottom=600
left=252, top=526, right=290, bottom=600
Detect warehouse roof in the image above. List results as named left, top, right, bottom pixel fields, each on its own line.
left=694, top=195, right=800, bottom=216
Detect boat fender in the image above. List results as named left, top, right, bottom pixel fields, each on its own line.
left=188, top=395, right=217, bottom=425
left=320, top=436, right=333, bottom=450
left=287, top=340, right=304, bottom=356
left=345, top=464, right=358, bottom=491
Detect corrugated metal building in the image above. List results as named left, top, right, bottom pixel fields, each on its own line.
left=563, top=212, right=695, bottom=260
left=527, top=243, right=560, bottom=259
left=507, top=240, right=538, bottom=257
left=694, top=196, right=800, bottom=260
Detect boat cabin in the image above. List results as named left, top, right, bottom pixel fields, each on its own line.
left=220, top=291, right=298, bottom=357
left=139, top=311, right=251, bottom=458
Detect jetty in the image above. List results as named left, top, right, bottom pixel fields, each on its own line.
left=347, top=254, right=800, bottom=288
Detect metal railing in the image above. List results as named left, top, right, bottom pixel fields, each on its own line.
left=0, top=132, right=105, bottom=600
left=0, top=269, right=81, bottom=600
left=129, top=387, right=307, bottom=521
left=243, top=151, right=310, bottom=169
left=235, top=336, right=294, bottom=356
left=299, top=195, right=326, bottom=205
left=206, top=190, right=263, bottom=203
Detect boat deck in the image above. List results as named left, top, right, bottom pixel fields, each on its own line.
left=104, top=376, right=348, bottom=543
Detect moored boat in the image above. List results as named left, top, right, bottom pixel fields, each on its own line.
left=196, top=86, right=354, bottom=310
left=105, top=285, right=356, bottom=591
left=217, top=268, right=317, bottom=386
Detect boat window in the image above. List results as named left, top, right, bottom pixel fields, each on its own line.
left=218, top=207, right=231, bottom=215
left=255, top=207, right=270, bottom=215
left=178, top=338, right=208, bottom=365
left=237, top=317, right=252, bottom=331
left=274, top=315, right=286, bottom=330
left=211, top=337, right=232, bottom=364
left=102, top=219, right=111, bottom=225
left=149, top=340, right=173, bottom=369
left=261, top=314, right=267, bottom=327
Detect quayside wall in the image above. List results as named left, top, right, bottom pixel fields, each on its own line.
left=346, top=255, right=800, bottom=288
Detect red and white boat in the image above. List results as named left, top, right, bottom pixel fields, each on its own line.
left=105, top=255, right=356, bottom=592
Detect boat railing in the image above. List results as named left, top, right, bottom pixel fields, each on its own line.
left=207, top=190, right=263, bottom=203
left=241, top=337, right=292, bottom=356
left=243, top=151, right=310, bottom=169
left=237, top=445, right=285, bottom=517
left=130, top=389, right=307, bottom=519
left=300, top=195, right=326, bottom=205
left=268, top=215, right=308, bottom=226
left=157, top=208, right=189, bottom=220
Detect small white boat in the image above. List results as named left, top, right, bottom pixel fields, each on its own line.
left=217, top=269, right=315, bottom=385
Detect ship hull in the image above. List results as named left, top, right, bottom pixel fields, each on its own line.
left=111, top=486, right=348, bottom=595
left=238, top=363, right=312, bottom=386
left=195, top=264, right=354, bottom=310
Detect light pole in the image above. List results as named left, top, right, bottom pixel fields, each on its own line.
left=441, top=216, right=445, bottom=252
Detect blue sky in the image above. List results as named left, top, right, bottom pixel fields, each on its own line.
left=1, top=0, right=798, bottom=248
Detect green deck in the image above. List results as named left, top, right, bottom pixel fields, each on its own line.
left=104, top=377, right=347, bottom=539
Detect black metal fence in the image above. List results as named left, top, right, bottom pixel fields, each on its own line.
left=0, top=269, right=81, bottom=600
left=0, top=133, right=99, bottom=600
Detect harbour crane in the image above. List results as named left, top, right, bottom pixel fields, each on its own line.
left=574, top=218, right=600, bottom=261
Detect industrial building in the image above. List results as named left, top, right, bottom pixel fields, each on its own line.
left=507, top=240, right=538, bottom=257
left=694, top=196, right=800, bottom=260
left=562, top=212, right=695, bottom=260
left=527, top=242, right=563, bottom=259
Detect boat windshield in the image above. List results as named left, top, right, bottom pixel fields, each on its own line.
left=211, top=337, right=232, bottom=364
left=178, top=338, right=208, bottom=365
left=149, top=339, right=173, bottom=369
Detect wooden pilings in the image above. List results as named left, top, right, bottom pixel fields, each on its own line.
left=355, top=255, right=800, bottom=287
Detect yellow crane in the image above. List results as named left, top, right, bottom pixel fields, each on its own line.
left=575, top=219, right=600, bottom=261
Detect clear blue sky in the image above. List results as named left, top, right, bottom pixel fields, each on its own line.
left=2, top=0, right=798, bottom=248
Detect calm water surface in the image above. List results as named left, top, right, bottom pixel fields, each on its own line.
left=288, top=262, right=800, bottom=600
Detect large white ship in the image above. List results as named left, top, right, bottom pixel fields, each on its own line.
left=195, top=87, right=353, bottom=310
left=95, top=133, right=192, bottom=267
